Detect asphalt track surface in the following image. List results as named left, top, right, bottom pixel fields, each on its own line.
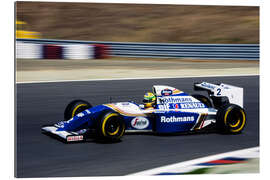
left=16, top=75, right=259, bottom=177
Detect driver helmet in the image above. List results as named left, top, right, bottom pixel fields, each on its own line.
left=143, top=92, right=156, bottom=108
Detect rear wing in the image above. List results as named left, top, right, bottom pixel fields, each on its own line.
left=194, top=82, right=243, bottom=108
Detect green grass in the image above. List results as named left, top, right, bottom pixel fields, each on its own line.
left=184, top=167, right=212, bottom=174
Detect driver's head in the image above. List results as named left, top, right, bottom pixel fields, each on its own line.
left=143, top=92, right=156, bottom=108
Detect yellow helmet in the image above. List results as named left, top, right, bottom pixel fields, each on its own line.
left=143, top=92, right=156, bottom=108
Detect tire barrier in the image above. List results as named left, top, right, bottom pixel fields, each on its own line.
left=94, top=44, right=110, bottom=59
left=16, top=39, right=259, bottom=60
left=43, top=44, right=63, bottom=59
left=62, top=44, right=94, bottom=59
left=16, top=42, right=107, bottom=60
left=16, top=42, right=42, bottom=59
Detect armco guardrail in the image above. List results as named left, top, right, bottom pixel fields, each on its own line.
left=16, top=38, right=259, bottom=60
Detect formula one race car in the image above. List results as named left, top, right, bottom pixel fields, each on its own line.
left=42, top=82, right=246, bottom=143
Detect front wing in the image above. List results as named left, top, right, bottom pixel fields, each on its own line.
left=42, top=125, right=85, bottom=142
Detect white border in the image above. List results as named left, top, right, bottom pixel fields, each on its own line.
left=2, top=1, right=265, bottom=180
left=14, top=0, right=261, bottom=6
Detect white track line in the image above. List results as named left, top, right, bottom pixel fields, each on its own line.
left=127, top=146, right=259, bottom=176
left=16, top=73, right=259, bottom=84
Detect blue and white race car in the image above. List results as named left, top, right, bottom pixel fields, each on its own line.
left=42, top=82, right=246, bottom=142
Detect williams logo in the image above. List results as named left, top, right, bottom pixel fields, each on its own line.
left=131, top=117, right=149, bottom=129
left=160, top=116, right=195, bottom=123
left=161, top=89, right=173, bottom=96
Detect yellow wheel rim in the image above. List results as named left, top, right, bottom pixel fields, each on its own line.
left=224, top=108, right=246, bottom=133
left=229, top=119, right=240, bottom=128
left=108, top=126, right=120, bottom=136
left=231, top=110, right=246, bottom=132
left=72, top=104, right=87, bottom=117
left=102, top=113, right=120, bottom=137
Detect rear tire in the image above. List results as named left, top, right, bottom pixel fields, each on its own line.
left=64, top=99, right=92, bottom=120
left=216, top=104, right=246, bottom=134
left=96, top=111, right=125, bottom=142
left=192, top=94, right=213, bottom=108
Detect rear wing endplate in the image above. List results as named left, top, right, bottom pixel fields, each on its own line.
left=194, top=82, right=244, bottom=108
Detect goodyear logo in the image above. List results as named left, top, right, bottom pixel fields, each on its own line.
left=201, top=82, right=216, bottom=89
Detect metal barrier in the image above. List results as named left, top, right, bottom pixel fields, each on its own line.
left=16, top=38, right=259, bottom=60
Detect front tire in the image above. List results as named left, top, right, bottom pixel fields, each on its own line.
left=216, top=104, right=246, bottom=134
left=64, top=99, right=92, bottom=120
left=96, top=112, right=125, bottom=142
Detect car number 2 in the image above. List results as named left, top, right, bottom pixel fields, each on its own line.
left=217, top=88, right=221, bottom=95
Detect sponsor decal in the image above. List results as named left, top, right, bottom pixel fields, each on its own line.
left=76, top=112, right=84, bottom=117
left=180, top=102, right=205, bottom=109
left=158, top=104, right=170, bottom=110
left=161, top=89, right=173, bottom=96
left=55, top=121, right=65, bottom=128
left=201, top=82, right=216, bottom=90
left=159, top=97, right=192, bottom=104
left=161, top=116, right=195, bottom=123
left=220, top=84, right=229, bottom=89
left=158, top=102, right=205, bottom=109
left=67, top=135, right=83, bottom=142
left=85, top=109, right=91, bottom=114
left=65, top=117, right=74, bottom=125
left=131, top=117, right=149, bottom=129
left=76, top=129, right=87, bottom=134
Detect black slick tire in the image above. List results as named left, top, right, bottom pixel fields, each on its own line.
left=96, top=111, right=125, bottom=142
left=216, top=104, right=246, bottom=134
left=64, top=99, right=92, bottom=120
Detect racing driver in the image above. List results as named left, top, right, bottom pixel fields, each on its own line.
left=143, top=92, right=156, bottom=109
